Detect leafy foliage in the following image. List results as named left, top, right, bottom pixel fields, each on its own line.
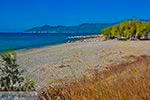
left=0, top=52, right=36, bottom=91
left=22, top=78, right=36, bottom=91
left=102, top=20, right=150, bottom=39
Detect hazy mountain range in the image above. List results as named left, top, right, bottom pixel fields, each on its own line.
left=25, top=19, right=150, bottom=34
left=25, top=23, right=114, bottom=33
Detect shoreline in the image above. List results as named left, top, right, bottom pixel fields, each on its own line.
left=16, top=35, right=99, bottom=54
left=17, top=35, right=101, bottom=55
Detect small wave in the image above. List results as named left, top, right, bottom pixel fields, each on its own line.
left=68, top=35, right=98, bottom=39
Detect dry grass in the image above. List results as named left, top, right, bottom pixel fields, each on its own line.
left=38, top=55, right=150, bottom=100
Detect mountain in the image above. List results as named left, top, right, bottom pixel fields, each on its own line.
left=25, top=23, right=114, bottom=33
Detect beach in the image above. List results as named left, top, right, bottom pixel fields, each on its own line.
left=17, top=38, right=150, bottom=88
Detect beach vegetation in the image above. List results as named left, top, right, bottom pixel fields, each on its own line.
left=38, top=55, right=150, bottom=100
left=102, top=20, right=150, bottom=40
left=0, top=51, right=36, bottom=91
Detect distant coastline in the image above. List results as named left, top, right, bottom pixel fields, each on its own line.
left=25, top=23, right=114, bottom=33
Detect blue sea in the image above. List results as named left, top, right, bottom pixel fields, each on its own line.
left=0, top=33, right=99, bottom=52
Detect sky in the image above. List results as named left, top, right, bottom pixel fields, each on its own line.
left=0, top=0, right=150, bottom=32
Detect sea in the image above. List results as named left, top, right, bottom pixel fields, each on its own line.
left=0, top=33, right=99, bottom=52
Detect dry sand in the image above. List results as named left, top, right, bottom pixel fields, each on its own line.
left=17, top=39, right=150, bottom=88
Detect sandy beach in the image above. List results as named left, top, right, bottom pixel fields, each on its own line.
left=17, top=39, right=150, bottom=88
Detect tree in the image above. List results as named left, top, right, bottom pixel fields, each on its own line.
left=111, top=26, right=120, bottom=38
left=102, top=20, right=150, bottom=40
left=102, top=27, right=112, bottom=39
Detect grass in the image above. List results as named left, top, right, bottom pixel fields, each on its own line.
left=38, top=55, right=150, bottom=100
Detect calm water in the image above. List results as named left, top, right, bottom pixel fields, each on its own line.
left=0, top=33, right=99, bottom=52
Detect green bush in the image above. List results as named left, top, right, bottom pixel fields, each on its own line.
left=0, top=51, right=36, bottom=91
left=22, top=78, right=36, bottom=91
left=102, top=20, right=150, bottom=39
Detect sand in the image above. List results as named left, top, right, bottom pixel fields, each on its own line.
left=17, top=39, right=150, bottom=88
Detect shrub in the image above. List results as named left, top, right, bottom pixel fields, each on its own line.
left=102, top=20, right=150, bottom=40
left=0, top=51, right=36, bottom=91
left=22, top=78, right=36, bottom=91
